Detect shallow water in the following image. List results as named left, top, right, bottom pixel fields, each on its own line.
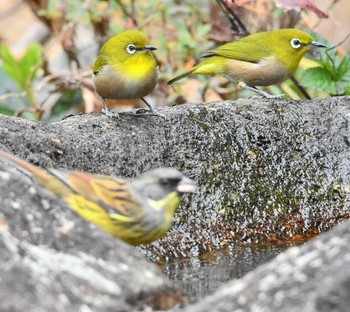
left=162, top=245, right=288, bottom=299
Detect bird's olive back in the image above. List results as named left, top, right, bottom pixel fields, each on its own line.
left=204, top=29, right=314, bottom=74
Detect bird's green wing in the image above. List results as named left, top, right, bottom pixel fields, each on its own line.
left=202, top=38, right=272, bottom=63
left=92, top=54, right=110, bottom=75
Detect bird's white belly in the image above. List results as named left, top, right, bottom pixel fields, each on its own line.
left=226, top=56, right=291, bottom=87
left=93, top=65, right=157, bottom=100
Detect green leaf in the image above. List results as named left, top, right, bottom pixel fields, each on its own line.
left=301, top=32, right=350, bottom=96
left=337, top=53, right=350, bottom=81
left=0, top=46, right=26, bottom=89
left=302, top=67, right=338, bottom=94
left=0, top=105, right=15, bottom=116
left=0, top=44, right=42, bottom=91
left=324, top=52, right=350, bottom=95
left=19, top=44, right=43, bottom=87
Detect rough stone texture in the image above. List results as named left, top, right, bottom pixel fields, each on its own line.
left=1, top=97, right=349, bottom=261
left=178, top=217, right=350, bottom=312
left=1, top=97, right=350, bottom=310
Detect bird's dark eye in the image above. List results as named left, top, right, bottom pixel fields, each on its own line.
left=290, top=38, right=302, bottom=49
left=160, top=177, right=181, bottom=189
left=126, top=44, right=137, bottom=54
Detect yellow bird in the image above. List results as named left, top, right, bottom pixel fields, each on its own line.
left=0, top=150, right=196, bottom=245
left=168, top=29, right=327, bottom=98
left=93, top=30, right=160, bottom=118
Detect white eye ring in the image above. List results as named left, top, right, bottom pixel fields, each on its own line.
left=290, top=38, right=302, bottom=49
left=126, top=44, right=137, bottom=54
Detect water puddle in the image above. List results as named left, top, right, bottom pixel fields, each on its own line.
left=162, top=245, right=289, bottom=299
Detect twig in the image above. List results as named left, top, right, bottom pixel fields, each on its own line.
left=112, top=0, right=138, bottom=26
left=215, top=0, right=250, bottom=36
left=290, top=76, right=311, bottom=100
left=324, top=32, right=350, bottom=89
left=0, top=91, right=26, bottom=101
left=327, top=32, right=350, bottom=51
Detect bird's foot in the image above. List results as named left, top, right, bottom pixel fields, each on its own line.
left=101, top=98, right=120, bottom=118
left=250, top=93, right=286, bottom=100
left=237, top=82, right=286, bottom=99
left=102, top=108, right=120, bottom=118
left=135, top=108, right=166, bottom=119
left=140, top=97, right=166, bottom=119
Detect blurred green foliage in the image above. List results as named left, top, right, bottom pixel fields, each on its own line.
left=1, top=44, right=42, bottom=91
left=301, top=34, right=350, bottom=96
left=0, top=44, right=43, bottom=119
left=0, top=0, right=347, bottom=121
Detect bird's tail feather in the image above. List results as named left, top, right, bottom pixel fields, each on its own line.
left=167, top=69, right=195, bottom=85
left=0, top=150, right=70, bottom=197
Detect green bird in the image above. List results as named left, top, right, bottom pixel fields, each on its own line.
left=168, top=29, right=327, bottom=98
left=93, top=30, right=160, bottom=117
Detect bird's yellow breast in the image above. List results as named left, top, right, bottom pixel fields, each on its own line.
left=93, top=53, right=158, bottom=100
left=116, top=52, right=157, bottom=80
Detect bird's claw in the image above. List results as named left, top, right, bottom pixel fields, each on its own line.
left=135, top=108, right=167, bottom=119
left=102, top=108, right=120, bottom=118
left=250, top=93, right=286, bottom=100
left=157, top=113, right=167, bottom=120
left=237, top=81, right=286, bottom=99
left=265, top=93, right=286, bottom=99
left=149, top=110, right=167, bottom=119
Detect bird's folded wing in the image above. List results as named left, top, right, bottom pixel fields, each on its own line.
left=50, top=170, right=142, bottom=219
left=201, top=41, right=271, bottom=63
left=92, top=54, right=110, bottom=74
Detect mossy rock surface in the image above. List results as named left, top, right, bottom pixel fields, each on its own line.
left=1, top=97, right=350, bottom=311
left=1, top=97, right=350, bottom=261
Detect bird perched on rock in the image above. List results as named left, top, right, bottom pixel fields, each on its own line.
left=93, top=30, right=161, bottom=118
left=168, top=29, right=327, bottom=98
left=0, top=150, right=196, bottom=245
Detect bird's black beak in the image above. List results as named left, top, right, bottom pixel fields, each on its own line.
left=177, top=176, right=196, bottom=193
left=308, top=41, right=327, bottom=48
left=143, top=45, right=157, bottom=52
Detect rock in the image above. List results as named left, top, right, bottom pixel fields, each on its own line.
left=178, top=217, right=350, bottom=312
left=1, top=97, right=350, bottom=310
left=1, top=98, right=349, bottom=260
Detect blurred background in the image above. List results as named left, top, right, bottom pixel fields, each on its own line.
left=0, top=0, right=349, bottom=121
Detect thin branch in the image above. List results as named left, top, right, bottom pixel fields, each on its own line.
left=112, top=0, right=138, bottom=27
left=327, top=32, right=350, bottom=51
left=0, top=91, right=26, bottom=101
left=290, top=76, right=311, bottom=100
left=215, top=0, right=250, bottom=36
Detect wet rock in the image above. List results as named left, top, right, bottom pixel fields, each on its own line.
left=179, top=217, right=350, bottom=312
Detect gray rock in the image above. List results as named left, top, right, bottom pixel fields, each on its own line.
left=2, top=98, right=350, bottom=260
left=1, top=97, right=350, bottom=311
